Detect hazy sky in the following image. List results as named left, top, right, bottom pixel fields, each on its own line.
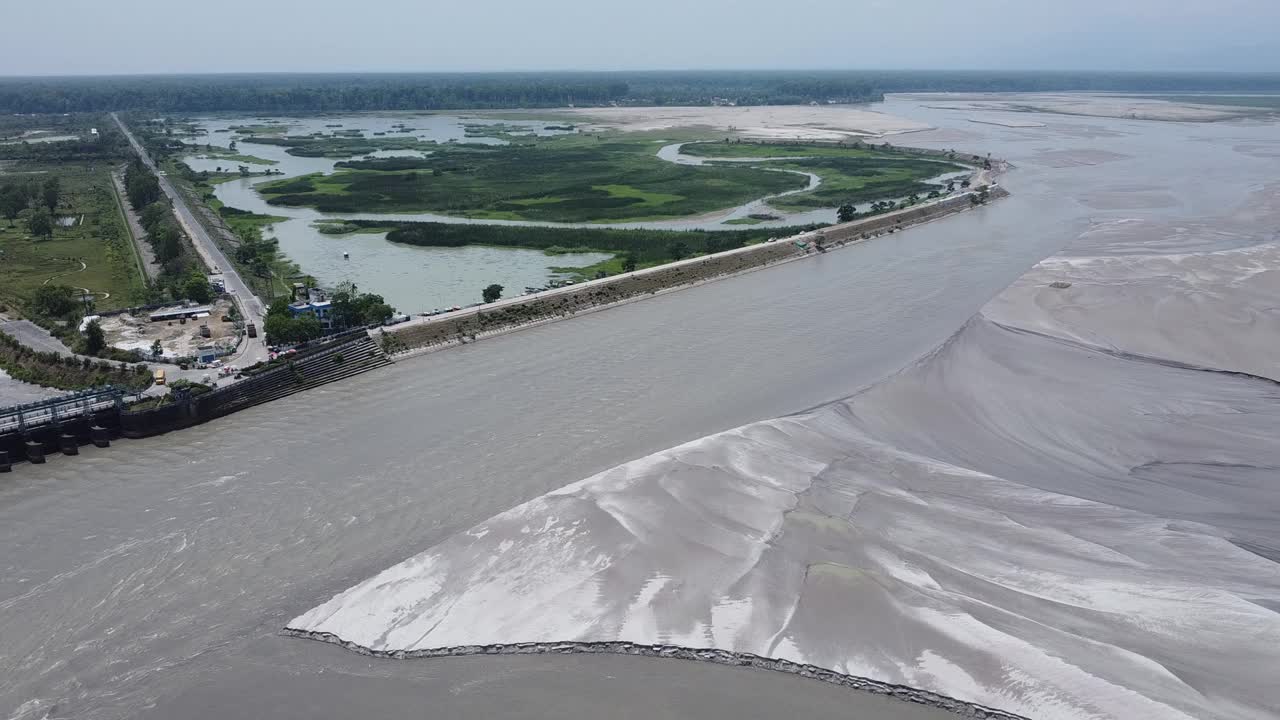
left=3, top=0, right=1278, bottom=76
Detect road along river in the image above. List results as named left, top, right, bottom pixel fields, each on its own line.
left=3, top=97, right=1279, bottom=719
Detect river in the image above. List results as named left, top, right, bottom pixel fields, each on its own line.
left=3, top=97, right=1278, bottom=720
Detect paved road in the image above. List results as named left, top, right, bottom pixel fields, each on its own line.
left=0, top=320, right=75, bottom=356
left=111, top=113, right=268, bottom=369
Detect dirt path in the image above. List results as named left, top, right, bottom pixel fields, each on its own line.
left=111, top=167, right=159, bottom=282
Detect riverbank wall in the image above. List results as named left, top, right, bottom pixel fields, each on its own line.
left=0, top=332, right=390, bottom=469
left=119, top=331, right=390, bottom=438
left=383, top=185, right=1009, bottom=356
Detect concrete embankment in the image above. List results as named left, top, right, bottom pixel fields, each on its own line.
left=0, top=332, right=390, bottom=469
left=383, top=186, right=1009, bottom=356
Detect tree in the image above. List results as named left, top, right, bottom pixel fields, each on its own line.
left=329, top=282, right=393, bottom=328
left=267, top=296, right=293, bottom=317
left=482, top=283, right=503, bottom=304
left=151, top=223, right=182, bottom=262
left=621, top=253, right=637, bottom=273
left=360, top=299, right=394, bottom=325
left=24, top=179, right=41, bottom=206
left=0, top=184, right=24, bottom=225
left=30, top=284, right=76, bottom=317
left=84, top=319, right=106, bottom=356
left=183, top=273, right=211, bottom=303
left=837, top=204, right=857, bottom=223
left=27, top=208, right=54, bottom=239
left=125, top=161, right=161, bottom=209
left=265, top=312, right=322, bottom=345
left=42, top=177, right=61, bottom=213
left=263, top=313, right=295, bottom=344
left=151, top=338, right=164, bottom=360
left=296, top=313, right=322, bottom=338
left=140, top=202, right=168, bottom=232
left=667, top=241, right=689, bottom=261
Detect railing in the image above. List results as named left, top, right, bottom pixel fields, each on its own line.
left=0, top=387, right=132, bottom=434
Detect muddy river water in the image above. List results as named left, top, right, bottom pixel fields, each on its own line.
left=3, top=97, right=1279, bottom=719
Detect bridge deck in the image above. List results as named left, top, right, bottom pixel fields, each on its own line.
left=0, top=388, right=128, bottom=435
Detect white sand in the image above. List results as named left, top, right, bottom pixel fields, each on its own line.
left=561, top=105, right=931, bottom=139
left=907, top=93, right=1257, bottom=122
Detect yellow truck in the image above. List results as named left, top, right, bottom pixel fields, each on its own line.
left=153, top=368, right=166, bottom=385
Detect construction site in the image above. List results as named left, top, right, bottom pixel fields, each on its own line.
left=98, top=299, right=241, bottom=363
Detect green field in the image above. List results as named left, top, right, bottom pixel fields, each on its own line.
left=766, top=156, right=960, bottom=210
left=0, top=164, right=146, bottom=313
left=680, top=141, right=901, bottom=160
left=255, top=133, right=962, bottom=223
left=256, top=133, right=806, bottom=222
left=681, top=141, right=965, bottom=211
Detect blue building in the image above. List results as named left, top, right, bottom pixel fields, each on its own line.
left=288, top=299, right=333, bottom=330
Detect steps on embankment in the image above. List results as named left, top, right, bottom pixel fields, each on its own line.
left=120, top=332, right=391, bottom=438
left=223, top=335, right=390, bottom=412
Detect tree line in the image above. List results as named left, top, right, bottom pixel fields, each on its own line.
left=0, top=116, right=128, bottom=161
left=124, top=160, right=212, bottom=304
left=3, top=71, right=1278, bottom=114
left=377, top=221, right=822, bottom=266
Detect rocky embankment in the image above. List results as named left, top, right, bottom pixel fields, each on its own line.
left=284, top=630, right=1029, bottom=720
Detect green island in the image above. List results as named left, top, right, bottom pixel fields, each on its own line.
left=229, top=123, right=293, bottom=135
left=187, top=145, right=279, bottom=165
left=680, top=140, right=965, bottom=211
left=251, top=132, right=962, bottom=223
left=463, top=122, right=534, bottom=136
left=240, top=134, right=438, bottom=158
